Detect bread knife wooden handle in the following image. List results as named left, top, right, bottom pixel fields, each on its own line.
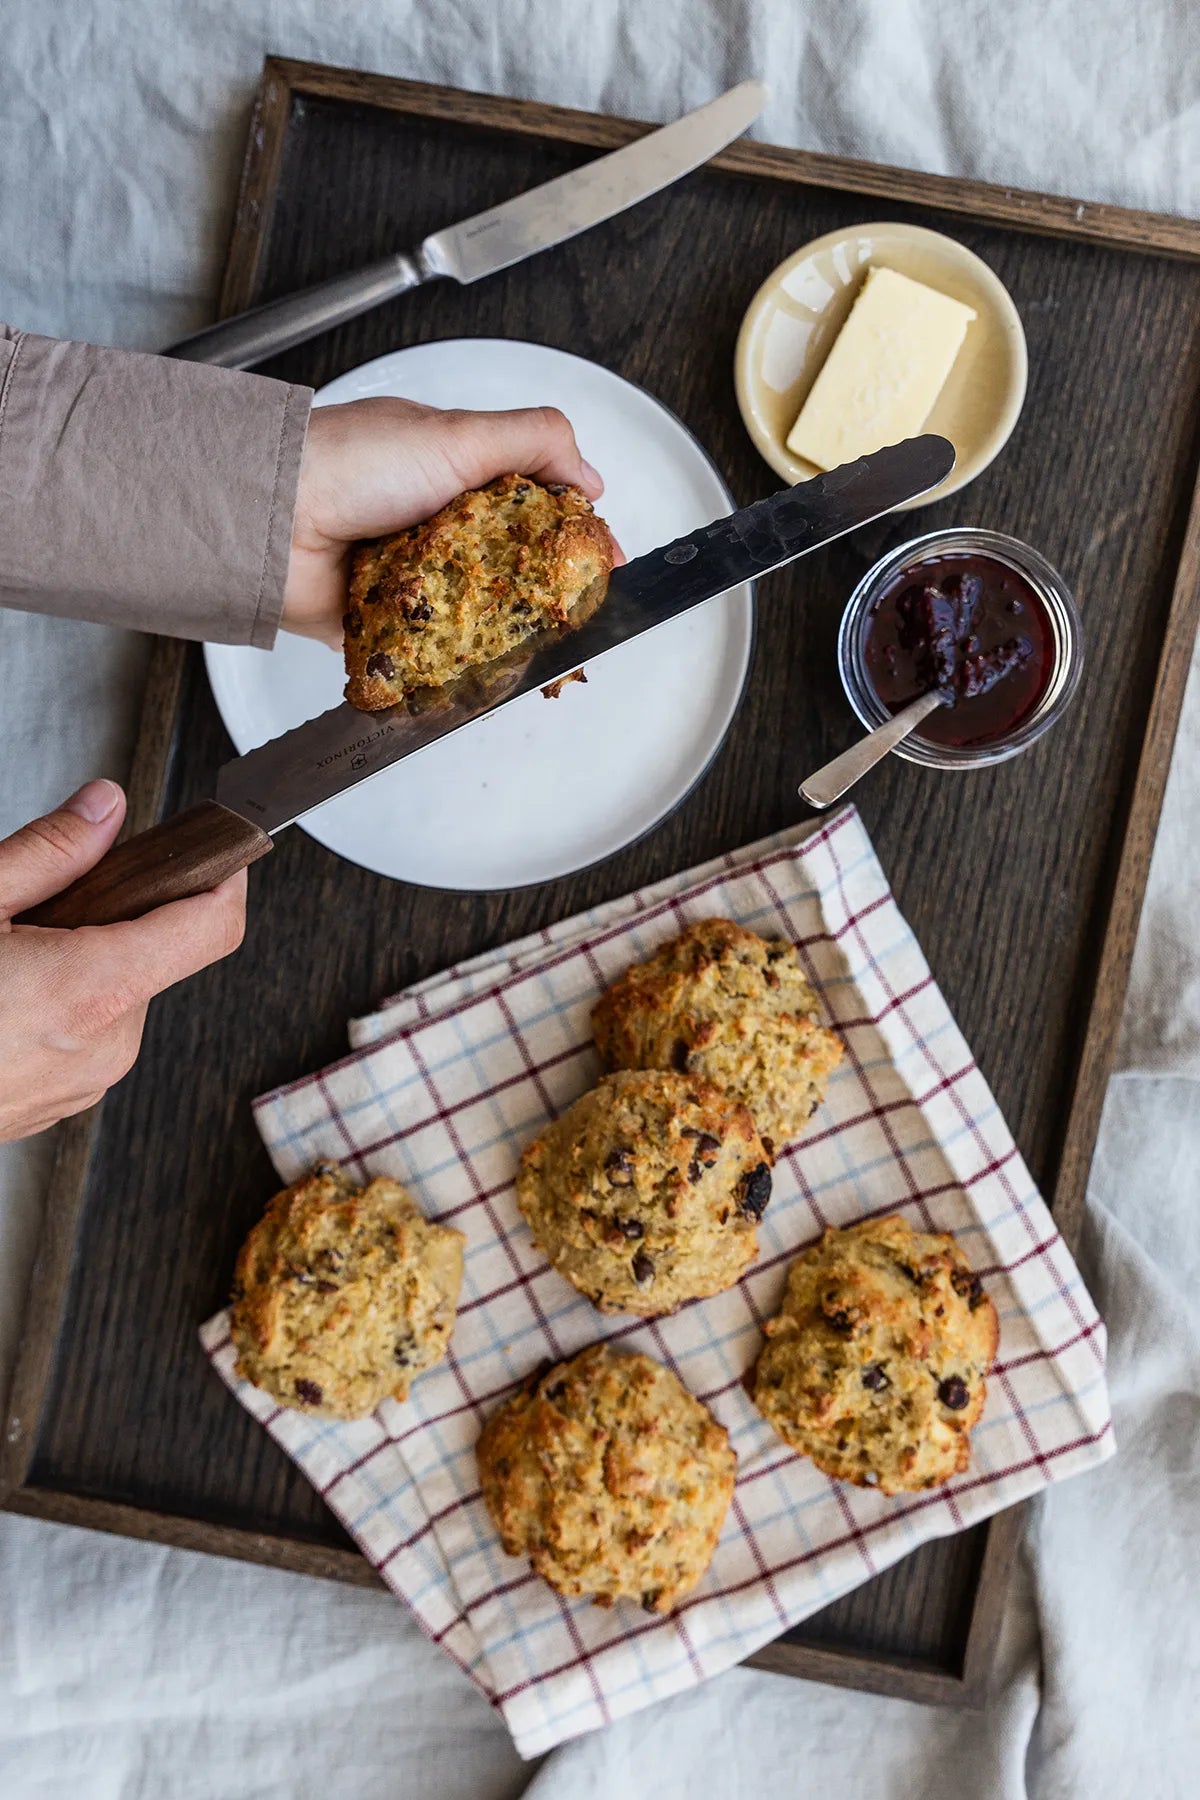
left=16, top=802, right=273, bottom=930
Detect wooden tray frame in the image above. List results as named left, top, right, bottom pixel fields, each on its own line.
left=6, top=57, right=1200, bottom=1711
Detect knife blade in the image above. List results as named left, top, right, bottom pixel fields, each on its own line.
left=164, top=82, right=768, bottom=370
left=20, top=435, right=954, bottom=930
left=218, top=434, right=955, bottom=833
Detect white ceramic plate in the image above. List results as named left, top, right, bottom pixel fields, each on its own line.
left=205, top=339, right=754, bottom=892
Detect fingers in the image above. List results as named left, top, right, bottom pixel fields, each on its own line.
left=441, top=405, right=604, bottom=500
left=2, top=1089, right=110, bottom=1141
left=294, top=396, right=612, bottom=543
left=443, top=405, right=623, bottom=561
left=16, top=1004, right=147, bottom=1135
left=0, top=867, right=246, bottom=1142
left=0, top=781, right=127, bottom=923
left=0, top=990, right=146, bottom=1137
left=77, top=869, right=249, bottom=1009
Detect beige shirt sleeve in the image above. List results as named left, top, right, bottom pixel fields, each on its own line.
left=0, top=326, right=312, bottom=648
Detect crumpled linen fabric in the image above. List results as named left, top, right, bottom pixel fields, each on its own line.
left=2, top=2, right=1199, bottom=1795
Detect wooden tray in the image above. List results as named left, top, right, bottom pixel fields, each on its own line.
left=6, top=57, right=1200, bottom=1710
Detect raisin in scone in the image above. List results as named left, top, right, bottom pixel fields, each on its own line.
left=751, top=1215, right=998, bottom=1494
left=592, top=918, right=844, bottom=1155
left=344, top=473, right=613, bottom=710
left=516, top=1069, right=772, bottom=1316
left=230, top=1164, right=465, bottom=1418
left=477, top=1344, right=736, bottom=1611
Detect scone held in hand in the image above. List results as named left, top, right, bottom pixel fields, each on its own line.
left=344, top=473, right=613, bottom=710
left=752, top=1214, right=998, bottom=1494
left=517, top=1069, right=772, bottom=1316
left=230, top=1163, right=465, bottom=1418
left=477, top=1344, right=736, bottom=1611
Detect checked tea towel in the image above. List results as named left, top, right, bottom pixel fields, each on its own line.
left=200, top=805, right=1113, bottom=1758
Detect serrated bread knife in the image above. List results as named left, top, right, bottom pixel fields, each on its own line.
left=20, top=435, right=954, bottom=929
left=165, top=82, right=769, bottom=369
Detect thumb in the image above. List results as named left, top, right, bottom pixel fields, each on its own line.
left=0, top=780, right=127, bottom=924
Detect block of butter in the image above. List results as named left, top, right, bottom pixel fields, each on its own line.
left=786, top=266, right=976, bottom=471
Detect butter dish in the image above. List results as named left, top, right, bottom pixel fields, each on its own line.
left=735, top=221, right=1027, bottom=506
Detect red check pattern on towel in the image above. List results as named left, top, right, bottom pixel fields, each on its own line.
left=201, top=805, right=1113, bottom=1759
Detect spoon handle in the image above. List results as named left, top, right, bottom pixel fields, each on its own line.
left=799, top=691, right=945, bottom=809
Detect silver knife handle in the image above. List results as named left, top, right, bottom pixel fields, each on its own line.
left=163, top=249, right=441, bottom=369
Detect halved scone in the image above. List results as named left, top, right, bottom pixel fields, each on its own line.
left=344, top=473, right=613, bottom=710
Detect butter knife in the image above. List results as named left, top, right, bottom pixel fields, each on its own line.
left=165, top=82, right=767, bottom=370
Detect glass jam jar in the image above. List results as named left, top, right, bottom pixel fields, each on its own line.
left=837, top=527, right=1083, bottom=769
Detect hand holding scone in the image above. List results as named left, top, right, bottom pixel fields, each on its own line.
left=283, top=397, right=617, bottom=648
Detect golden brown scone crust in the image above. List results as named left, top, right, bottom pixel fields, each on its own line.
left=477, top=1344, right=736, bottom=1611
left=344, top=473, right=613, bottom=710
left=230, top=1164, right=465, bottom=1419
left=751, top=1215, right=999, bottom=1495
left=516, top=1069, right=772, bottom=1317
left=592, top=918, right=844, bottom=1156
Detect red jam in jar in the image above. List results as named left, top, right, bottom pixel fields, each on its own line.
left=862, top=552, right=1056, bottom=748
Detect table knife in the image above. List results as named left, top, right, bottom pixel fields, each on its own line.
left=164, top=82, right=767, bottom=370
left=20, top=435, right=954, bottom=930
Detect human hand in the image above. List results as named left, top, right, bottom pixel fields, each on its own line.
left=0, top=780, right=247, bottom=1142
left=283, top=398, right=620, bottom=647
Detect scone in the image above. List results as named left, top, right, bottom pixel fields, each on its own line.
left=477, top=1344, right=736, bottom=1611
left=592, top=918, right=844, bottom=1156
left=344, top=473, right=613, bottom=710
left=516, top=1069, right=772, bottom=1316
left=230, top=1163, right=465, bottom=1418
left=751, top=1215, right=998, bottom=1494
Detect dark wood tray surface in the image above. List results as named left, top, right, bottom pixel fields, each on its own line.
left=7, top=59, right=1200, bottom=1709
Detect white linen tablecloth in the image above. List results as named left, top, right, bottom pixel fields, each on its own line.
left=2, top=3, right=1199, bottom=1795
